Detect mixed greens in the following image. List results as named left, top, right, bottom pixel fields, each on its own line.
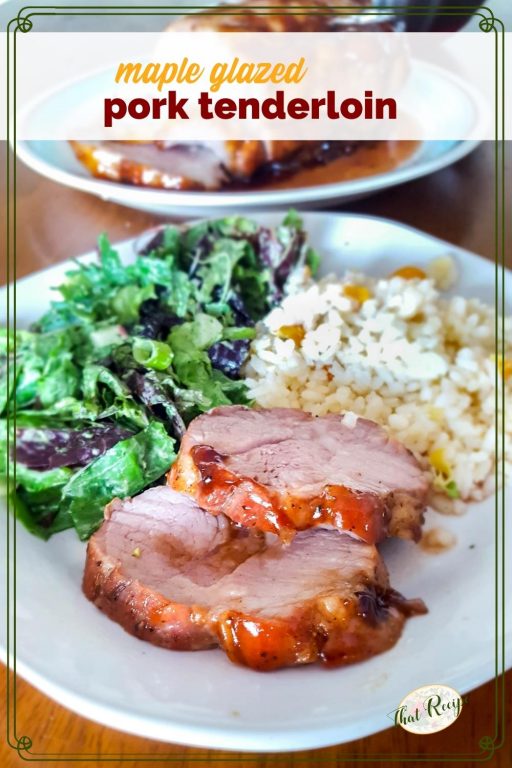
left=1, top=212, right=318, bottom=541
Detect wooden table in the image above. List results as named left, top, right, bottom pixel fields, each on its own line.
left=1, top=141, right=510, bottom=766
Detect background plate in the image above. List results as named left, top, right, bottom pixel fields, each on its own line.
left=1, top=212, right=510, bottom=752
left=16, top=59, right=481, bottom=216
left=17, top=138, right=480, bottom=219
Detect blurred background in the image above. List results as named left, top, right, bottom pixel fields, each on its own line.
left=0, top=0, right=511, bottom=31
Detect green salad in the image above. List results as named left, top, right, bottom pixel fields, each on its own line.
left=0, top=212, right=318, bottom=541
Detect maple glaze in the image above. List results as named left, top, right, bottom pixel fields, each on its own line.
left=254, top=140, right=420, bottom=191
left=189, top=444, right=390, bottom=544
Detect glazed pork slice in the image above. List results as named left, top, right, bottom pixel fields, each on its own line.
left=69, top=141, right=229, bottom=191
left=169, top=0, right=372, bottom=33
left=69, top=0, right=377, bottom=191
left=69, top=139, right=365, bottom=191
left=83, top=486, right=426, bottom=671
left=169, top=406, right=429, bottom=544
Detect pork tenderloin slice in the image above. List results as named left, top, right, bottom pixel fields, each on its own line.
left=83, top=486, right=426, bottom=671
left=70, top=2, right=389, bottom=192
left=69, top=139, right=366, bottom=190
left=169, top=0, right=366, bottom=33
left=169, top=406, right=429, bottom=543
left=69, top=141, right=228, bottom=191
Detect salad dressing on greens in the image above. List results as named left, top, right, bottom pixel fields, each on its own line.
left=2, top=212, right=318, bottom=541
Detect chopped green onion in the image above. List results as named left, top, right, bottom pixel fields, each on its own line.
left=133, top=338, right=174, bottom=371
left=444, top=480, right=460, bottom=499
left=222, top=327, right=257, bottom=341
left=306, top=247, right=321, bottom=275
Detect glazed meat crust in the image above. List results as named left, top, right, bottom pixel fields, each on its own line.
left=69, top=1, right=382, bottom=190
left=83, top=486, right=426, bottom=671
left=168, top=406, right=429, bottom=544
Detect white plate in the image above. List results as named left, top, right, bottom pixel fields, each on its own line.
left=16, top=60, right=481, bottom=216
left=1, top=212, right=510, bottom=753
left=16, top=139, right=479, bottom=218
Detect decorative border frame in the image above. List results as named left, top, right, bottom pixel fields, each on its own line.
left=3, top=4, right=507, bottom=762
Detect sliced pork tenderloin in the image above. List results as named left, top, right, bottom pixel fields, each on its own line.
left=83, top=486, right=426, bottom=671
left=69, top=141, right=228, bottom=191
left=168, top=406, right=429, bottom=544
left=69, top=139, right=366, bottom=191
